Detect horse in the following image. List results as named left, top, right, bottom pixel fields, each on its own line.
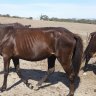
left=0, top=23, right=31, bottom=70
left=83, top=32, right=96, bottom=72
left=0, top=22, right=31, bottom=28
left=0, top=27, right=83, bottom=96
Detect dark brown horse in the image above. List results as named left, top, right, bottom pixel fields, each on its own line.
left=0, top=23, right=31, bottom=70
left=83, top=32, right=96, bottom=72
left=0, top=27, right=83, bottom=96
left=0, top=22, right=31, bottom=28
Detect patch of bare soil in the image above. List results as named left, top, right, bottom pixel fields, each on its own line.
left=0, top=17, right=96, bottom=96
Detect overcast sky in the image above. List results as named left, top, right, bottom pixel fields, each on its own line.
left=0, top=0, right=96, bottom=19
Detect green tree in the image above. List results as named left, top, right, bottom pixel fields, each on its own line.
left=27, top=17, right=33, bottom=19
left=40, top=15, right=49, bottom=20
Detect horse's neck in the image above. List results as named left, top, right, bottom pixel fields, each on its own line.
left=0, top=28, right=6, bottom=41
left=0, top=28, right=12, bottom=44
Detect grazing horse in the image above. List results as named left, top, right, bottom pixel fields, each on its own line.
left=0, top=27, right=83, bottom=96
left=0, top=23, right=31, bottom=70
left=83, top=32, right=96, bottom=72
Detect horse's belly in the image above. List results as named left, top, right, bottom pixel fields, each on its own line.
left=16, top=48, right=51, bottom=61
left=15, top=40, right=52, bottom=61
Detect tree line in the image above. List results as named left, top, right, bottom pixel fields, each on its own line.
left=0, top=14, right=96, bottom=24
left=40, top=15, right=96, bottom=24
left=0, top=14, right=33, bottom=20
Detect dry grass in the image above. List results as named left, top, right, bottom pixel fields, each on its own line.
left=0, top=17, right=96, bottom=96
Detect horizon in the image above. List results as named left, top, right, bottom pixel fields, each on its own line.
left=0, top=0, right=96, bottom=19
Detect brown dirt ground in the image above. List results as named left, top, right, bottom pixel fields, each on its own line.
left=0, top=17, right=96, bottom=96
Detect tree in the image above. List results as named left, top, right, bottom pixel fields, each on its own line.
left=40, top=15, right=49, bottom=20
left=27, top=17, right=33, bottom=20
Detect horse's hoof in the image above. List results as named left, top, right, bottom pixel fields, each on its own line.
left=33, top=85, right=39, bottom=91
left=36, top=82, right=42, bottom=87
left=67, top=94, right=74, bottom=96
left=26, top=83, right=33, bottom=89
left=67, top=93, right=74, bottom=96
left=0, top=87, right=6, bottom=92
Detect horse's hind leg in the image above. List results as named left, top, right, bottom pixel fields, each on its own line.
left=36, top=55, right=56, bottom=87
left=57, top=50, right=75, bottom=96
left=83, top=58, right=89, bottom=72
left=12, top=58, right=33, bottom=89
left=83, top=55, right=91, bottom=76
left=83, top=55, right=91, bottom=73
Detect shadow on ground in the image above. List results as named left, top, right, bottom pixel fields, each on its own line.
left=0, top=67, right=80, bottom=92
left=82, top=63, right=96, bottom=74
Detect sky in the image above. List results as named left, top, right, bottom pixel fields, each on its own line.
left=0, top=0, right=96, bottom=19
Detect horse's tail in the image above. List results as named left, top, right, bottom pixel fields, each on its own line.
left=72, top=35, right=83, bottom=76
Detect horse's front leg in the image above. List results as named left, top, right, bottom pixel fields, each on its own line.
left=0, top=56, right=10, bottom=92
left=12, top=58, right=20, bottom=71
left=36, top=56, right=56, bottom=89
left=12, top=58, right=33, bottom=89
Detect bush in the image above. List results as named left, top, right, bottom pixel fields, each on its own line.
left=27, top=17, right=33, bottom=20
left=40, top=15, right=49, bottom=20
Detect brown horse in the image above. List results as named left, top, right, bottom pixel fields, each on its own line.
left=0, top=27, right=83, bottom=96
left=0, top=22, right=31, bottom=28
left=83, top=32, right=96, bottom=72
left=0, top=23, right=31, bottom=70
